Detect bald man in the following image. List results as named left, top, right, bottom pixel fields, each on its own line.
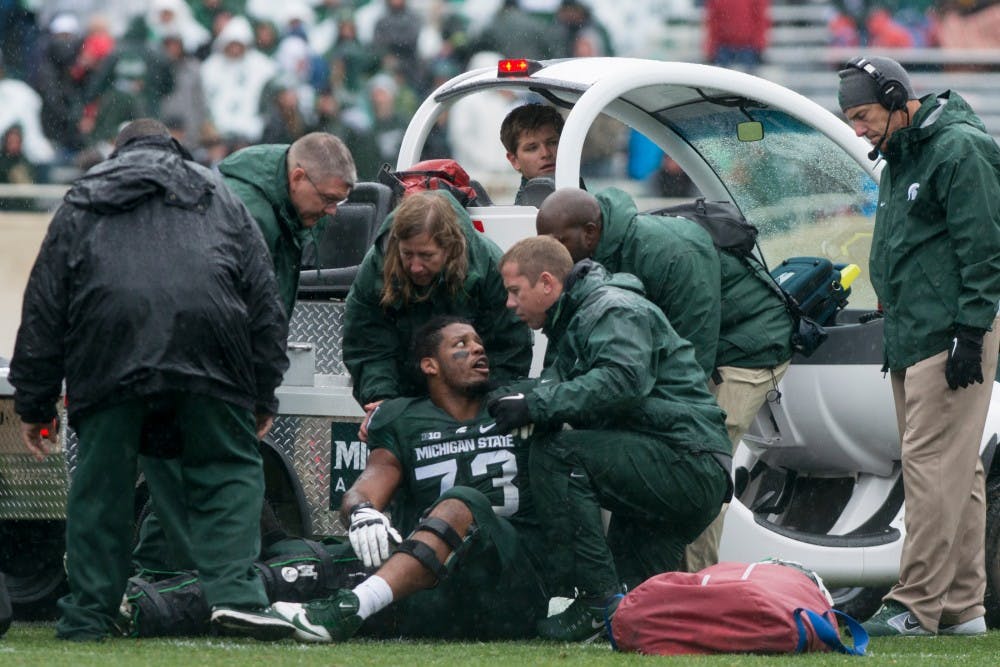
left=537, top=186, right=794, bottom=571
left=537, top=187, right=721, bottom=376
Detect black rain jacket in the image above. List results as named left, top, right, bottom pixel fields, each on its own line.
left=10, top=135, right=288, bottom=424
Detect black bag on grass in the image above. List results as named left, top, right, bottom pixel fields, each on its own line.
left=256, top=538, right=369, bottom=602
left=120, top=572, right=208, bottom=638
left=119, top=538, right=368, bottom=637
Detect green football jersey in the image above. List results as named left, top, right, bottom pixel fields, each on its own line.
left=367, top=397, right=537, bottom=535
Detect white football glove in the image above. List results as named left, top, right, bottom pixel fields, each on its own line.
left=348, top=506, right=402, bottom=568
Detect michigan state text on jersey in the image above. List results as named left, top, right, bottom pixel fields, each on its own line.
left=346, top=392, right=548, bottom=640
left=367, top=396, right=538, bottom=536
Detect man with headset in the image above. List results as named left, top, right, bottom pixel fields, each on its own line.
left=838, top=56, right=1000, bottom=637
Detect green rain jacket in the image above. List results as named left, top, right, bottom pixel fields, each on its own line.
left=525, top=261, right=730, bottom=455
left=593, top=187, right=721, bottom=376
left=218, top=144, right=316, bottom=315
left=716, top=252, right=794, bottom=368
left=343, top=192, right=532, bottom=405
left=870, top=91, right=1000, bottom=370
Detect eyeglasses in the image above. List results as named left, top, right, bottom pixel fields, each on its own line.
left=298, top=164, right=351, bottom=208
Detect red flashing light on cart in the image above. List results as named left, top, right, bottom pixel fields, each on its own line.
left=498, top=59, right=541, bottom=77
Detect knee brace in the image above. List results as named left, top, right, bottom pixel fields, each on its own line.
left=394, top=516, right=475, bottom=585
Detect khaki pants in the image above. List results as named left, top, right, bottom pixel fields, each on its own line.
left=886, top=317, right=1000, bottom=631
left=684, top=361, right=790, bottom=572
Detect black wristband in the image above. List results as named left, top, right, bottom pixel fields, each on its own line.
left=348, top=501, right=374, bottom=517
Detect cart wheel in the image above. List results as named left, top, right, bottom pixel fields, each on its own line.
left=0, top=520, right=67, bottom=619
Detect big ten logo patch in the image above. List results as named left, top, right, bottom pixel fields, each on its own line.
left=330, top=421, right=368, bottom=509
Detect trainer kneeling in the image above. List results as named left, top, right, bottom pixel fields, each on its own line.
left=491, top=236, right=732, bottom=642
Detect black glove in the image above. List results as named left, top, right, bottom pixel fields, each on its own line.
left=487, top=393, right=532, bottom=433
left=945, top=327, right=985, bottom=390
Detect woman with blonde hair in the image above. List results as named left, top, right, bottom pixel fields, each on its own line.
left=378, top=191, right=469, bottom=307
left=344, top=191, right=531, bottom=437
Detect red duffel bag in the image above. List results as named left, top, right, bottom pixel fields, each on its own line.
left=376, top=159, right=483, bottom=208
left=609, top=560, right=867, bottom=656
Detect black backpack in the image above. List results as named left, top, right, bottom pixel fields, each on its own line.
left=647, top=199, right=828, bottom=357
left=647, top=198, right=759, bottom=257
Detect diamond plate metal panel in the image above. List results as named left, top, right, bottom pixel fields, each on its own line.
left=0, top=398, right=23, bottom=454
left=0, top=454, right=69, bottom=519
left=2, top=292, right=355, bottom=528
left=270, top=414, right=354, bottom=537
left=1, top=398, right=69, bottom=519
left=22, top=413, right=355, bottom=538
left=288, top=301, right=347, bottom=374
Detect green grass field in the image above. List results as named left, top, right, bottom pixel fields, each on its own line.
left=3, top=623, right=999, bottom=666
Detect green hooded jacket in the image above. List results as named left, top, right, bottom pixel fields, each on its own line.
left=870, top=91, right=1000, bottom=370
left=525, top=261, right=730, bottom=455
left=593, top=187, right=721, bottom=376
left=716, top=252, right=794, bottom=368
left=343, top=192, right=532, bottom=405
left=218, top=144, right=316, bottom=315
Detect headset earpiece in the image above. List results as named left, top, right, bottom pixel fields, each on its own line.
left=879, top=79, right=907, bottom=111
left=848, top=57, right=907, bottom=111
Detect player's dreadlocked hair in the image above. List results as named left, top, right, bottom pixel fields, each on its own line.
left=411, top=315, right=473, bottom=377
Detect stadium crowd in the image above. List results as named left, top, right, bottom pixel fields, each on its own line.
left=0, top=0, right=632, bottom=194
left=3, top=0, right=994, bottom=199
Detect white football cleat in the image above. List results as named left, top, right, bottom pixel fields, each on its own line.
left=270, top=601, right=333, bottom=643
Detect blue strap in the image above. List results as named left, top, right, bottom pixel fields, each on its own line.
left=605, top=593, right=624, bottom=651
left=794, top=607, right=869, bottom=656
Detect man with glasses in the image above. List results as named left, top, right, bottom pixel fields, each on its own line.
left=300, top=166, right=351, bottom=209
left=218, top=132, right=357, bottom=315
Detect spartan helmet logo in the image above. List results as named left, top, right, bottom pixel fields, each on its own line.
left=907, top=183, right=920, bottom=201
